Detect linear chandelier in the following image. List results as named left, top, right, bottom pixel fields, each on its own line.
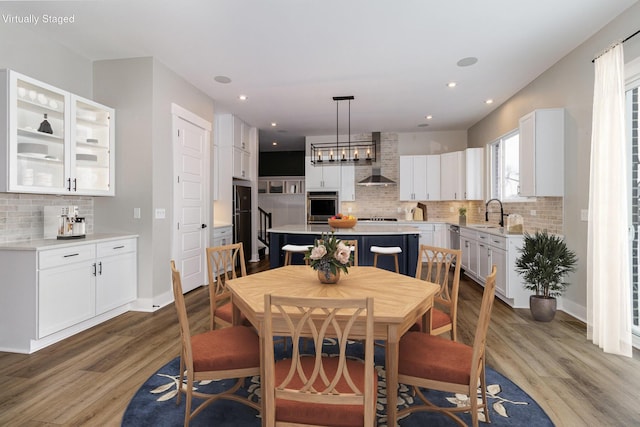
left=310, top=95, right=376, bottom=165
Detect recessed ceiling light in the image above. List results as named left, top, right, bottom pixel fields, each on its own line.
left=214, top=75, right=232, bottom=84
left=425, top=115, right=433, bottom=120
left=272, top=141, right=278, bottom=146
left=485, top=99, right=494, bottom=104
left=447, top=82, right=457, bottom=88
left=271, top=122, right=277, bottom=127
left=457, top=57, right=478, bottom=67
left=417, top=123, right=430, bottom=128
left=238, top=95, right=248, bottom=101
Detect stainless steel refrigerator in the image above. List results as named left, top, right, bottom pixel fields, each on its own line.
left=233, top=184, right=252, bottom=261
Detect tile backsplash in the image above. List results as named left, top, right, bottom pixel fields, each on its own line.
left=0, top=193, right=93, bottom=243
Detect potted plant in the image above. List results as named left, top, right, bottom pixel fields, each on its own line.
left=458, top=207, right=467, bottom=226
left=514, top=231, right=578, bottom=321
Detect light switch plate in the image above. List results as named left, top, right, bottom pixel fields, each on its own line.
left=155, top=208, right=166, bottom=219
left=133, top=208, right=141, bottom=219
left=581, top=209, right=588, bottom=221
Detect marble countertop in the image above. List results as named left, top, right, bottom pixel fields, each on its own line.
left=268, top=223, right=420, bottom=235
left=0, top=233, right=139, bottom=251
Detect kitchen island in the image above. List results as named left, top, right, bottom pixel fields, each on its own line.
left=268, top=224, right=420, bottom=276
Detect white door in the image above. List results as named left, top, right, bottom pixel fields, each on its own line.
left=172, top=106, right=211, bottom=294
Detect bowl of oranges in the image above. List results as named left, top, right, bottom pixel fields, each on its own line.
left=327, top=214, right=357, bottom=228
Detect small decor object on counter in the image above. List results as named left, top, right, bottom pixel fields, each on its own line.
left=514, top=231, right=578, bottom=322
left=458, top=207, right=467, bottom=226
left=305, top=232, right=352, bottom=284
left=37, top=113, right=53, bottom=134
left=506, top=214, right=524, bottom=234
left=327, top=213, right=357, bottom=228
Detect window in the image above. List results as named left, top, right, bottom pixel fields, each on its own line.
left=489, top=130, right=520, bottom=200
left=627, top=58, right=640, bottom=339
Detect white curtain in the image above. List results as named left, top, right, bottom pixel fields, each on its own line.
left=587, top=43, right=633, bottom=357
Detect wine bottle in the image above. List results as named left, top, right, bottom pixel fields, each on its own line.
left=38, top=113, right=53, bottom=134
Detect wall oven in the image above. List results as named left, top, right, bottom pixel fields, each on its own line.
left=307, top=191, right=339, bottom=224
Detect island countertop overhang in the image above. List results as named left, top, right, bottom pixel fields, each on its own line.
left=267, top=224, right=420, bottom=235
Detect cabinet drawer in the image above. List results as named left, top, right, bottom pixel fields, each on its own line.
left=488, top=235, right=507, bottom=250
left=39, top=245, right=95, bottom=270
left=460, top=228, right=477, bottom=239
left=96, top=238, right=137, bottom=257
left=213, top=226, right=233, bottom=239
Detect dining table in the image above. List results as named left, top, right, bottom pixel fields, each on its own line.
left=226, top=265, right=440, bottom=427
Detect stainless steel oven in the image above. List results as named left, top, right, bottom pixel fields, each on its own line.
left=307, top=191, right=339, bottom=224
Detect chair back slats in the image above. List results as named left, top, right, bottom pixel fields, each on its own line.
left=170, top=261, right=194, bottom=373
left=470, top=264, right=498, bottom=381
left=264, top=295, right=375, bottom=413
left=206, top=243, right=246, bottom=329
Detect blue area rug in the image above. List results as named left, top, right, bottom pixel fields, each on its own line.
left=122, top=340, right=554, bottom=426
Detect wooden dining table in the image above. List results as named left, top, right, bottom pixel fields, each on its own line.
left=226, top=265, right=440, bottom=427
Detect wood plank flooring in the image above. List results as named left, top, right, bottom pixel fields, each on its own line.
left=1, top=258, right=639, bottom=426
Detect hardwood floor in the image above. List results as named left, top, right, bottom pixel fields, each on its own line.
left=1, top=257, right=639, bottom=426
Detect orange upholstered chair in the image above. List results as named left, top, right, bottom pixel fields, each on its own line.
left=411, top=244, right=462, bottom=341
left=206, top=243, right=249, bottom=329
left=262, top=294, right=376, bottom=427
left=397, top=265, right=498, bottom=427
left=170, top=260, right=260, bottom=426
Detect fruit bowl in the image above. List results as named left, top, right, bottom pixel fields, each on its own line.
left=328, top=217, right=357, bottom=228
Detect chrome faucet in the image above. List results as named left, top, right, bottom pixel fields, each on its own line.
left=485, top=198, right=506, bottom=227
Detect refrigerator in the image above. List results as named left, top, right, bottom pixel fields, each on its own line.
left=233, top=184, right=252, bottom=261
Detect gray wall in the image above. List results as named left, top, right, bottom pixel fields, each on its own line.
left=93, top=57, right=215, bottom=309
left=0, top=21, right=92, bottom=98
left=468, top=2, right=640, bottom=318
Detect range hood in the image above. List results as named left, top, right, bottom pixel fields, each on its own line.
left=357, top=132, right=397, bottom=186
left=358, top=167, right=397, bottom=186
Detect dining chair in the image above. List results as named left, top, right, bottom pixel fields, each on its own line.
left=397, top=265, right=498, bottom=427
left=262, top=294, right=376, bottom=427
left=170, top=261, right=261, bottom=427
left=341, top=239, right=358, bottom=266
left=411, top=244, right=462, bottom=341
left=206, top=242, right=249, bottom=330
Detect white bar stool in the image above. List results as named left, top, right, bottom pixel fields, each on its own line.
left=370, top=245, right=402, bottom=273
left=282, top=244, right=312, bottom=265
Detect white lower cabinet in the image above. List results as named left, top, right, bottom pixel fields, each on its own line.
left=38, top=245, right=96, bottom=338
left=95, top=239, right=137, bottom=314
left=458, top=226, right=528, bottom=308
left=0, top=235, right=137, bottom=354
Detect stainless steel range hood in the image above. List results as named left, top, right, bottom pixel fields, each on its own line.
left=357, top=132, right=397, bottom=186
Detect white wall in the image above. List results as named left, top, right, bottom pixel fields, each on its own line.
left=467, top=2, right=640, bottom=319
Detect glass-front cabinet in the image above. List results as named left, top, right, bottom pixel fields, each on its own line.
left=1, top=69, right=115, bottom=196
left=71, top=96, right=114, bottom=195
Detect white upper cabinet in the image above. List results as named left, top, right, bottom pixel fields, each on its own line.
left=399, top=155, right=427, bottom=201
left=518, top=108, right=564, bottom=197
left=340, top=164, right=355, bottom=201
left=440, top=151, right=465, bottom=200
left=425, top=154, right=441, bottom=201
left=464, top=147, right=483, bottom=200
left=217, top=114, right=253, bottom=181
left=0, top=69, right=115, bottom=196
left=305, top=156, right=341, bottom=190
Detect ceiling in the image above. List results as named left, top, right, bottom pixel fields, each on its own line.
left=2, top=0, right=637, bottom=151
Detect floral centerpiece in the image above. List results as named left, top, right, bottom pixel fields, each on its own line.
left=305, top=232, right=352, bottom=284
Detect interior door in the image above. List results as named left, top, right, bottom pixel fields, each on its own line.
left=172, top=109, right=210, bottom=294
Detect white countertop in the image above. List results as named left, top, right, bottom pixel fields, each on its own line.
left=458, top=223, right=523, bottom=237
left=0, top=233, right=139, bottom=251
left=268, top=224, right=420, bottom=235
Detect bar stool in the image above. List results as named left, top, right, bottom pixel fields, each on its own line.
left=282, top=244, right=312, bottom=265
left=370, top=245, right=402, bottom=273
